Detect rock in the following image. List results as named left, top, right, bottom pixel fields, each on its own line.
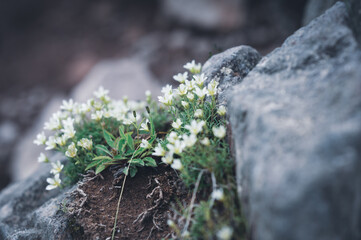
left=303, top=0, right=338, bottom=25
left=346, top=0, right=361, bottom=47
left=228, top=2, right=361, bottom=240
left=160, top=0, right=246, bottom=32
left=0, top=153, right=73, bottom=240
left=202, top=46, right=261, bottom=105
left=71, top=58, right=162, bottom=102
left=11, top=96, right=64, bottom=181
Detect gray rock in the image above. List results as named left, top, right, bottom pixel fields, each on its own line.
left=0, top=153, right=73, bottom=240
left=228, top=2, right=361, bottom=240
left=345, top=0, right=361, bottom=47
left=303, top=0, right=338, bottom=25
left=72, top=58, right=162, bottom=102
left=202, top=46, right=261, bottom=105
left=160, top=0, right=246, bottom=32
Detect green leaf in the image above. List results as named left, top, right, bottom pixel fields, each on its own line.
left=130, top=166, right=138, bottom=177
left=130, top=158, right=144, bottom=167
left=95, top=164, right=106, bottom=174
left=149, top=117, right=156, bottom=137
left=125, top=149, right=135, bottom=157
left=113, top=155, right=128, bottom=160
left=95, top=145, right=112, bottom=156
left=133, top=148, right=146, bottom=158
left=126, top=133, right=134, bottom=150
left=144, top=157, right=157, bottom=167
left=119, top=125, right=126, bottom=139
left=103, top=129, right=115, bottom=148
left=117, top=138, right=126, bottom=153
left=85, top=159, right=103, bottom=170
left=93, top=155, right=113, bottom=161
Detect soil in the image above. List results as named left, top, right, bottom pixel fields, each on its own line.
left=66, top=165, right=190, bottom=240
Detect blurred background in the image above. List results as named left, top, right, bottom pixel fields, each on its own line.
left=0, top=0, right=333, bottom=190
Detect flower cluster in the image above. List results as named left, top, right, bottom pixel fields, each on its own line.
left=154, top=60, right=228, bottom=172
left=34, top=86, right=148, bottom=190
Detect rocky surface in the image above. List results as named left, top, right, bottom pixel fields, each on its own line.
left=303, top=0, right=338, bottom=25
left=202, top=46, right=261, bottom=105
left=0, top=153, right=73, bottom=240
left=227, top=2, right=361, bottom=239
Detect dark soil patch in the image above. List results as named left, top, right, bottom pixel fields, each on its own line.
left=66, top=165, right=190, bottom=240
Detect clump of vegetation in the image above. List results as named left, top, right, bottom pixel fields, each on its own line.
left=34, top=60, right=246, bottom=239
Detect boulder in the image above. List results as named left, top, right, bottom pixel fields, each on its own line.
left=0, top=153, right=73, bottom=240
left=302, top=0, right=338, bottom=25
left=202, top=46, right=261, bottom=106
left=228, top=2, right=361, bottom=240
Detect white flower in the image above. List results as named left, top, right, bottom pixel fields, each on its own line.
left=193, top=73, right=207, bottom=87
left=194, top=109, right=203, bottom=118
left=183, top=60, right=201, bottom=74
left=34, top=132, right=46, bottom=145
left=185, top=120, right=205, bottom=135
left=182, top=134, right=197, bottom=147
left=193, top=87, right=208, bottom=100
left=145, top=90, right=151, bottom=97
left=167, top=140, right=185, bottom=155
left=161, top=84, right=173, bottom=95
left=50, top=161, right=64, bottom=174
left=38, top=152, right=49, bottom=163
left=158, top=94, right=174, bottom=106
left=61, top=127, right=76, bottom=139
left=123, top=112, right=140, bottom=125
left=55, top=135, right=69, bottom=146
left=161, top=153, right=174, bottom=164
left=187, top=93, right=194, bottom=101
left=140, top=119, right=150, bottom=132
left=77, top=138, right=93, bottom=151
left=60, top=99, right=75, bottom=112
left=181, top=101, right=189, bottom=109
left=171, top=159, right=183, bottom=170
left=44, top=117, right=61, bottom=131
left=140, top=139, right=151, bottom=149
left=207, top=85, right=218, bottom=96
left=65, top=142, right=78, bottom=158
left=45, top=136, right=57, bottom=150
left=200, top=137, right=210, bottom=146
left=217, top=106, right=227, bottom=116
left=207, top=79, right=219, bottom=96
left=176, top=84, right=188, bottom=96
left=172, top=119, right=182, bottom=129
left=211, top=188, right=224, bottom=201
left=46, top=174, right=61, bottom=191
left=185, top=80, right=196, bottom=91
left=153, top=143, right=166, bottom=157
left=216, top=226, right=233, bottom=240
left=167, top=131, right=179, bottom=144
left=173, top=72, right=188, bottom=83
left=91, top=110, right=103, bottom=121
left=62, top=117, right=74, bottom=128
left=212, top=125, right=226, bottom=139
left=93, top=86, right=109, bottom=99
left=80, top=102, right=92, bottom=113
left=92, top=101, right=104, bottom=110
